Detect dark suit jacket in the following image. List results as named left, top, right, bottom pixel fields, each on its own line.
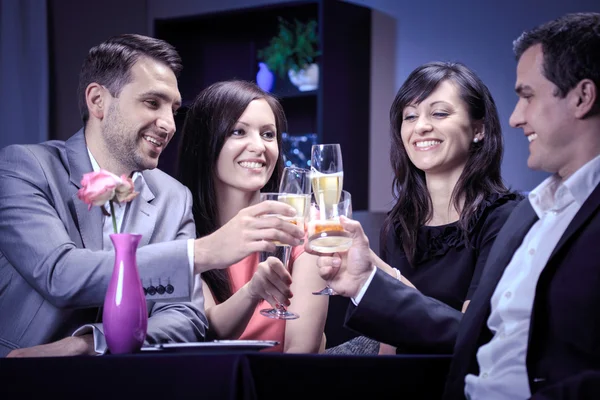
left=346, top=183, right=600, bottom=399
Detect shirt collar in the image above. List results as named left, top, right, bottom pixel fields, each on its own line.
left=564, top=154, right=600, bottom=206
left=528, top=154, right=600, bottom=217
left=86, top=148, right=144, bottom=187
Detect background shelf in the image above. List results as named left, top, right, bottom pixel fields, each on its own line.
left=154, top=0, right=371, bottom=210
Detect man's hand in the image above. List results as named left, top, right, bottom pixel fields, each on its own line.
left=6, top=334, right=96, bottom=358
left=193, top=200, right=305, bottom=273
left=311, top=217, right=375, bottom=298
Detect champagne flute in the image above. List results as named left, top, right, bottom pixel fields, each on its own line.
left=310, top=144, right=343, bottom=209
left=308, top=144, right=350, bottom=295
left=307, top=190, right=353, bottom=295
left=278, top=167, right=312, bottom=236
left=307, top=190, right=353, bottom=252
left=258, top=192, right=300, bottom=320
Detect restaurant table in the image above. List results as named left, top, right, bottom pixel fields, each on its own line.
left=1, top=351, right=451, bottom=399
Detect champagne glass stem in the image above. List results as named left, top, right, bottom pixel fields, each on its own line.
left=259, top=245, right=299, bottom=320
left=312, top=285, right=337, bottom=296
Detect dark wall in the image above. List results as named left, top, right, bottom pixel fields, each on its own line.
left=48, top=0, right=148, bottom=141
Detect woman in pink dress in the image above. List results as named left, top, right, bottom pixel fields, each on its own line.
left=178, top=80, right=327, bottom=353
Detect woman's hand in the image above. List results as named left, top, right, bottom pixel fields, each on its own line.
left=194, top=200, right=305, bottom=272
left=246, top=256, right=293, bottom=308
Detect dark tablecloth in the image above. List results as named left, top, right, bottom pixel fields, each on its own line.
left=1, top=351, right=451, bottom=399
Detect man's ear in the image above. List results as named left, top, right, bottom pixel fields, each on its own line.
left=86, top=83, right=108, bottom=120
left=571, top=79, right=597, bottom=119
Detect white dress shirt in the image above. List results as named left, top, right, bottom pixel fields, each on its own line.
left=73, top=150, right=196, bottom=354
left=352, top=266, right=377, bottom=305
left=464, top=154, right=600, bottom=399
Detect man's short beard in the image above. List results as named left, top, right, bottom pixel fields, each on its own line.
left=102, top=102, right=144, bottom=174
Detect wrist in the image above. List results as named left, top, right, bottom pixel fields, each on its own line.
left=242, top=282, right=261, bottom=302
left=193, top=236, right=221, bottom=273
left=350, top=265, right=377, bottom=304
left=352, top=266, right=375, bottom=297
left=69, top=334, right=94, bottom=355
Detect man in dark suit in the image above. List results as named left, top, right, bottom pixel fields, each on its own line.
left=315, top=12, right=600, bottom=399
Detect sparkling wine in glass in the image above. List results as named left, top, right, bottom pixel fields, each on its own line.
left=310, top=144, right=344, bottom=209
left=278, top=167, right=311, bottom=235
left=307, top=190, right=353, bottom=254
left=258, top=192, right=300, bottom=320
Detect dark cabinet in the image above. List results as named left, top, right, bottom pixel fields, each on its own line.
left=154, top=0, right=371, bottom=210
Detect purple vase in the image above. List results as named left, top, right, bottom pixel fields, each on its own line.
left=103, top=233, right=148, bottom=354
left=256, top=62, right=274, bottom=92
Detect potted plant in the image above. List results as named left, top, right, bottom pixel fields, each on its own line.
left=257, top=17, right=321, bottom=91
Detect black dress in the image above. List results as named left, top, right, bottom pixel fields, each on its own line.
left=380, top=192, right=523, bottom=312
left=324, top=192, right=523, bottom=355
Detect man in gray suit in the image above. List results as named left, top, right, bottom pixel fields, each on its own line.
left=0, top=34, right=303, bottom=357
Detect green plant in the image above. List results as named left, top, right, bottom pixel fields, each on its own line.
left=257, top=17, right=321, bottom=79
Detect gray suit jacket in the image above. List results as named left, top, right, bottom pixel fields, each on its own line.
left=0, top=130, right=207, bottom=356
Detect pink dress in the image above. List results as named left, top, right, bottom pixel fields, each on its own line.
left=225, top=246, right=304, bottom=352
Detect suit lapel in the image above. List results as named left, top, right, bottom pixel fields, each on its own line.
left=525, top=183, right=600, bottom=379
left=67, top=130, right=103, bottom=250
left=121, top=172, right=157, bottom=247
left=463, top=200, right=539, bottom=340
left=476, top=200, right=538, bottom=302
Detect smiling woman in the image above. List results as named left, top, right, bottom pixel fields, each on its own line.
left=327, top=62, right=523, bottom=356
left=177, top=80, right=328, bottom=354
left=214, top=98, right=279, bottom=196
left=377, top=62, right=524, bottom=353
left=400, top=80, right=484, bottom=179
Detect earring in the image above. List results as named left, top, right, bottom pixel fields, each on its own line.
left=473, top=137, right=479, bottom=143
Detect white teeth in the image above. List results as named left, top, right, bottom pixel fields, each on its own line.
left=239, top=161, right=264, bottom=169
left=527, top=133, right=538, bottom=143
left=144, top=136, right=161, bottom=146
left=415, top=140, right=442, bottom=148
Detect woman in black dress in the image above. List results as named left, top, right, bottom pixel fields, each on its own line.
left=327, top=61, right=522, bottom=355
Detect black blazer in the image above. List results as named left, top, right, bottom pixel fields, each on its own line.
left=346, top=183, right=600, bottom=400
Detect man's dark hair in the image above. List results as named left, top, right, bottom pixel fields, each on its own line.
left=513, top=12, right=600, bottom=109
left=77, top=33, right=182, bottom=125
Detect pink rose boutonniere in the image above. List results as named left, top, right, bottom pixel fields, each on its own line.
left=77, top=169, right=139, bottom=233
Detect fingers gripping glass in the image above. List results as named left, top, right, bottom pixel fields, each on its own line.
left=258, top=192, right=304, bottom=320
left=258, top=246, right=298, bottom=320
